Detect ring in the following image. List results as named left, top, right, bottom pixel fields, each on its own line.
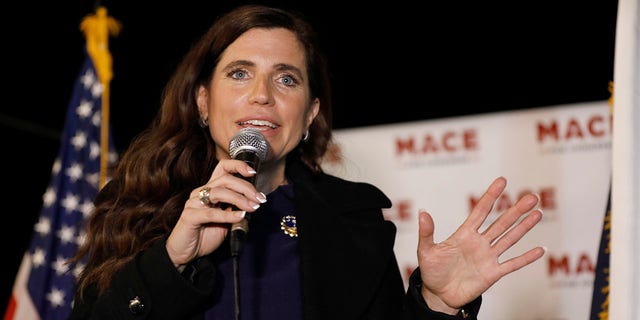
left=199, top=187, right=212, bottom=207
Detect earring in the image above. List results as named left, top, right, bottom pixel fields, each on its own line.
left=199, top=117, right=209, bottom=128
left=302, top=129, right=310, bottom=142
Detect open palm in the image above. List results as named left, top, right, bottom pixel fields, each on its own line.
left=417, top=177, right=545, bottom=311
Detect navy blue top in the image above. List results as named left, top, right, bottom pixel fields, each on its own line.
left=205, top=184, right=301, bottom=320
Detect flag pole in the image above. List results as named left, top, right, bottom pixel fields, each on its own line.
left=80, top=6, right=121, bottom=188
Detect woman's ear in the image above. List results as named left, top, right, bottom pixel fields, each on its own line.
left=306, top=98, right=320, bottom=127
left=196, top=85, right=209, bottom=119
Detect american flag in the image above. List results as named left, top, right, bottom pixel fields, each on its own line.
left=4, top=51, right=117, bottom=320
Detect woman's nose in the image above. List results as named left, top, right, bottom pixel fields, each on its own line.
left=249, top=76, right=274, bottom=106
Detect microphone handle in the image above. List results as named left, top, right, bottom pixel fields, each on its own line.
left=230, top=219, right=248, bottom=257
left=229, top=151, right=260, bottom=256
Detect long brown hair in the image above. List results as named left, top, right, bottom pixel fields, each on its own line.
left=70, top=4, right=333, bottom=296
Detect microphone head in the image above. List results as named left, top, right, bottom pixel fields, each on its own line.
left=229, top=128, right=269, bottom=161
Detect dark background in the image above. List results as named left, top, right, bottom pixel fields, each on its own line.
left=2, top=0, right=618, bottom=309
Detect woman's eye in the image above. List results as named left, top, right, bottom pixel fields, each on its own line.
left=230, top=70, right=247, bottom=80
left=280, top=75, right=298, bottom=86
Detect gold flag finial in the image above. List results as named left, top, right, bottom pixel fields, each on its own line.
left=80, top=6, right=121, bottom=85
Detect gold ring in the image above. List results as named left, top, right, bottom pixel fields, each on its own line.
left=199, top=187, right=212, bottom=207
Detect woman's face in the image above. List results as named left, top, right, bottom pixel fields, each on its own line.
left=198, top=27, right=320, bottom=165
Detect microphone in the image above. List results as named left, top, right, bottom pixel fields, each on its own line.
left=228, top=127, right=269, bottom=256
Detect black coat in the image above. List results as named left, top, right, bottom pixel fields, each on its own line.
left=69, top=159, right=480, bottom=319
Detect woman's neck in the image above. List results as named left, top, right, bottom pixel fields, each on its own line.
left=254, top=161, right=287, bottom=195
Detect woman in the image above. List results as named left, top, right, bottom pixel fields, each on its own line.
left=69, top=4, right=544, bottom=319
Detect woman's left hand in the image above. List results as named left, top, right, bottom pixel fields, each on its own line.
left=415, top=176, right=545, bottom=314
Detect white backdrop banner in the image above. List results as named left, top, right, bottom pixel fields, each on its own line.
left=322, top=100, right=611, bottom=320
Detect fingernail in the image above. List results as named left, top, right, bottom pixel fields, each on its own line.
left=252, top=203, right=260, bottom=210
left=256, top=192, right=267, bottom=203
left=532, top=193, right=541, bottom=204
left=237, top=211, right=246, bottom=218
left=248, top=168, right=257, bottom=174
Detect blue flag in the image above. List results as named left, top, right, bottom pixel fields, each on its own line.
left=589, top=184, right=611, bottom=320
left=5, top=51, right=117, bottom=320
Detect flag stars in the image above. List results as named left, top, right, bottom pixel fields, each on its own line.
left=91, top=111, right=101, bottom=126
left=85, top=172, right=99, bottom=188
left=61, top=193, right=80, bottom=213
left=46, top=287, right=66, bottom=308
left=65, top=162, right=84, bottom=182
left=89, top=141, right=100, bottom=159
left=76, top=99, right=94, bottom=119
left=43, top=187, right=57, bottom=208
left=71, top=131, right=88, bottom=150
left=73, top=262, right=85, bottom=279
left=80, top=69, right=96, bottom=89
left=76, top=230, right=87, bottom=247
left=51, top=159, right=62, bottom=176
left=109, top=151, right=118, bottom=163
left=52, top=256, right=71, bottom=276
left=34, top=216, right=51, bottom=236
left=79, top=200, right=95, bottom=218
left=31, top=248, right=46, bottom=268
left=91, top=81, right=103, bottom=98
left=57, top=225, right=76, bottom=244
